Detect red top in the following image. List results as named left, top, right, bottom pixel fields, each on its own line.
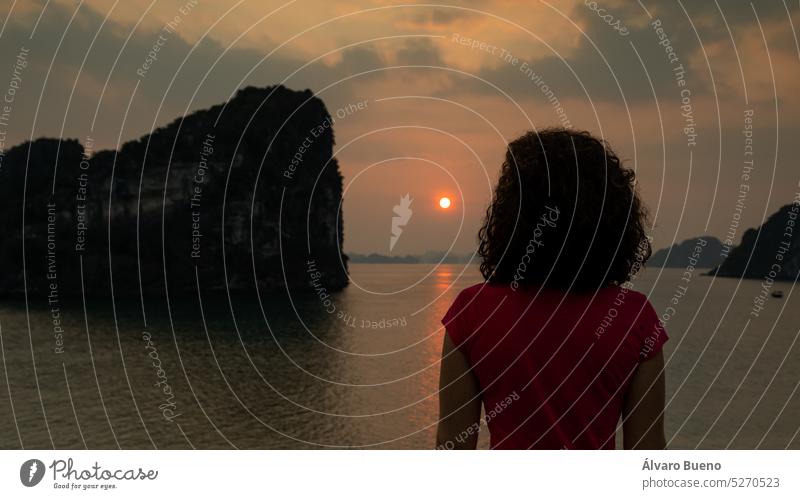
left=441, top=283, right=667, bottom=449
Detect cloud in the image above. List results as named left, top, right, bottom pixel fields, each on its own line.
left=393, top=8, right=481, bottom=31
left=0, top=1, right=435, bottom=151
left=435, top=1, right=798, bottom=109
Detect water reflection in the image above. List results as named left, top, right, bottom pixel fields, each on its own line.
left=2, top=265, right=799, bottom=449
left=0, top=264, right=479, bottom=449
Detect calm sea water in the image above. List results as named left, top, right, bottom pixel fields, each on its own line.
left=1, top=264, right=798, bottom=449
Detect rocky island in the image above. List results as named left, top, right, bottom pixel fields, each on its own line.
left=0, top=85, right=348, bottom=297
left=711, top=201, right=800, bottom=281
left=649, top=236, right=724, bottom=269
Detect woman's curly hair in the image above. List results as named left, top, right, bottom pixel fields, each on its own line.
left=478, top=128, right=651, bottom=292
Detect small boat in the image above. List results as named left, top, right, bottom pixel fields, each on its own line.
left=772, top=290, right=784, bottom=298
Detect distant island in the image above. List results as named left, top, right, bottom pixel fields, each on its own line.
left=648, top=236, right=724, bottom=269
left=711, top=201, right=800, bottom=281
left=0, top=85, right=348, bottom=297
left=348, top=251, right=476, bottom=264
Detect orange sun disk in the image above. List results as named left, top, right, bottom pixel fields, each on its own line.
left=438, top=197, right=452, bottom=209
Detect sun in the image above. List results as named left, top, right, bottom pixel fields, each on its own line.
left=438, top=196, right=452, bottom=209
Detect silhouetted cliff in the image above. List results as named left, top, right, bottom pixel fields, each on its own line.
left=711, top=202, right=800, bottom=280
left=0, top=85, right=348, bottom=297
left=649, top=236, right=724, bottom=269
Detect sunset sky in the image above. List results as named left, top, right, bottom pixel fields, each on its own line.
left=1, top=0, right=799, bottom=255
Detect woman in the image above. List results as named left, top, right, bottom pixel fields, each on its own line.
left=436, top=128, right=667, bottom=450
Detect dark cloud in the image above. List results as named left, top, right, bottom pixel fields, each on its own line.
left=0, top=1, right=401, bottom=150
left=3, top=0, right=796, bottom=149
left=398, top=8, right=478, bottom=29
left=394, top=37, right=442, bottom=65
left=441, top=0, right=797, bottom=108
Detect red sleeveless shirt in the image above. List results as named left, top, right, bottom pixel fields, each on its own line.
left=442, top=283, right=667, bottom=449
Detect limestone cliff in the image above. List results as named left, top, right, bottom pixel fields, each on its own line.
left=0, top=85, right=348, bottom=297
left=649, top=237, right=724, bottom=269
left=711, top=202, right=800, bottom=281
